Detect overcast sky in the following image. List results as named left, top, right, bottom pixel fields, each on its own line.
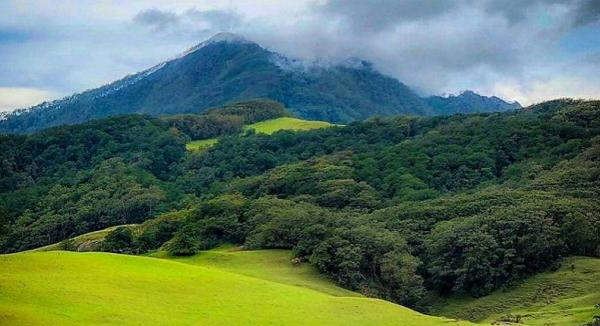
left=0, top=0, right=599, bottom=112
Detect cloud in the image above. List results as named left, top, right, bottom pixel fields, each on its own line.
left=317, top=0, right=458, bottom=32
left=0, top=0, right=598, bottom=108
left=572, top=0, right=600, bottom=26
left=0, top=87, right=58, bottom=112
left=279, top=0, right=600, bottom=102
left=185, top=9, right=244, bottom=31
left=133, top=8, right=244, bottom=33
left=133, top=9, right=179, bottom=31
left=318, top=0, right=596, bottom=28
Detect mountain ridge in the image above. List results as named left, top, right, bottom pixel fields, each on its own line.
left=0, top=33, right=518, bottom=134
left=425, top=90, right=521, bottom=114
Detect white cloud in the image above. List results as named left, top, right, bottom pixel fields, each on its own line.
left=0, top=87, right=59, bottom=112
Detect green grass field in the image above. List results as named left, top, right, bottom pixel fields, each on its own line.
left=150, top=246, right=359, bottom=297
left=245, top=117, right=333, bottom=135
left=185, top=138, right=218, bottom=151
left=185, top=117, right=334, bottom=151
left=431, top=257, right=600, bottom=326
left=0, top=250, right=477, bottom=326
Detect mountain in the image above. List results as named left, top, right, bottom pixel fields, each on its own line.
left=425, top=90, right=521, bottom=114
left=0, top=32, right=433, bottom=134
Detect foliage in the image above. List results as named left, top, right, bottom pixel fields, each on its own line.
left=203, top=99, right=289, bottom=124
left=1, top=99, right=600, bottom=312
left=1, top=158, right=167, bottom=252
left=101, top=227, right=136, bottom=253
left=163, top=99, right=288, bottom=140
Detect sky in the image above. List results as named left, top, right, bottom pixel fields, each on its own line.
left=0, top=0, right=599, bottom=112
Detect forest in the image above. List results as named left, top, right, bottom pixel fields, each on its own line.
left=1, top=98, right=599, bottom=310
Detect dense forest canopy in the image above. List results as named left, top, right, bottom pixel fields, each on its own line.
left=1, top=98, right=598, bottom=310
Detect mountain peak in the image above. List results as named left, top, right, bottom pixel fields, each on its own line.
left=207, top=32, right=249, bottom=43
left=458, top=90, right=477, bottom=97
left=425, top=90, right=521, bottom=114
left=177, top=32, right=253, bottom=59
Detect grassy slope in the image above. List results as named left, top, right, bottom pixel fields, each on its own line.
left=0, top=251, right=477, bottom=326
left=185, top=117, right=333, bottom=151
left=151, top=246, right=358, bottom=297
left=185, top=138, right=218, bottom=151
left=245, top=117, right=333, bottom=135
left=431, top=257, right=600, bottom=326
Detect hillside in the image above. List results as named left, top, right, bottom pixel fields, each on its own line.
left=27, top=238, right=600, bottom=326
left=431, top=257, right=600, bottom=326
left=26, top=231, right=600, bottom=326
left=1, top=99, right=599, bottom=315
left=150, top=246, right=360, bottom=297
left=0, top=250, right=478, bottom=326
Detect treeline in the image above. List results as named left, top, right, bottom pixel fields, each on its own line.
left=162, top=99, right=287, bottom=140
left=0, top=114, right=186, bottom=250
left=1, top=99, right=600, bottom=311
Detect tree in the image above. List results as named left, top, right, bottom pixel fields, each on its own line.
left=167, top=225, right=200, bottom=256
left=102, top=227, right=135, bottom=253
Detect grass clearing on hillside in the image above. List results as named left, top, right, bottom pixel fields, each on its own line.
left=185, top=117, right=334, bottom=151
left=0, top=251, right=477, bottom=326
left=245, top=117, right=333, bottom=134
left=431, top=257, right=600, bottom=326
left=185, top=138, right=218, bottom=151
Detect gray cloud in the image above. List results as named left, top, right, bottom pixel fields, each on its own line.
left=185, top=9, right=244, bottom=31
left=133, top=8, right=244, bottom=33
left=317, top=0, right=598, bottom=30
left=133, top=9, right=179, bottom=31
left=317, top=0, right=459, bottom=32
left=572, top=0, right=600, bottom=26
left=478, top=0, right=569, bottom=23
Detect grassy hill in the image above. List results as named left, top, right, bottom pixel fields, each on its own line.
left=150, top=246, right=358, bottom=297
left=431, top=257, right=600, bottom=326
left=186, top=117, right=334, bottom=151
left=0, top=250, right=477, bottom=326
